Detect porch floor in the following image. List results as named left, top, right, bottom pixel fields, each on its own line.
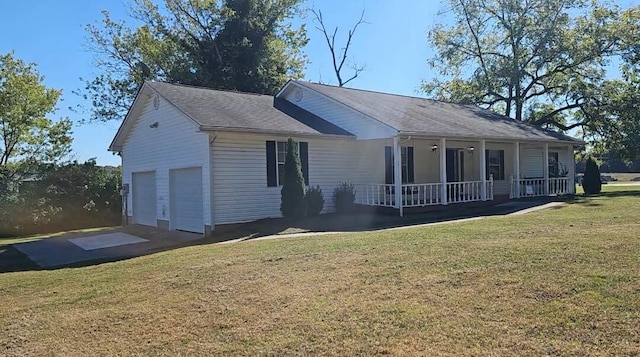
left=360, top=194, right=511, bottom=215
left=207, top=196, right=567, bottom=243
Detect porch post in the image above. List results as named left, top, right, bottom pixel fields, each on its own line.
left=393, top=136, right=403, bottom=217
left=513, top=141, right=520, bottom=198
left=543, top=143, right=550, bottom=196
left=479, top=140, right=487, bottom=200
left=439, top=138, right=448, bottom=205
left=568, top=145, right=576, bottom=194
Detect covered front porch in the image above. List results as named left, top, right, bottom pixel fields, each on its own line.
left=353, top=136, right=575, bottom=216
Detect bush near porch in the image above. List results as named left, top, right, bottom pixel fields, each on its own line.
left=0, top=186, right=638, bottom=355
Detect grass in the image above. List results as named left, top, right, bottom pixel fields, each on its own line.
left=1, top=188, right=639, bottom=355
left=603, top=172, right=640, bottom=182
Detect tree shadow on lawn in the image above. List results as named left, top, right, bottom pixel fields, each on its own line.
left=1, top=197, right=597, bottom=274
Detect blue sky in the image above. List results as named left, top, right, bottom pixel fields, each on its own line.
left=0, top=0, right=637, bottom=166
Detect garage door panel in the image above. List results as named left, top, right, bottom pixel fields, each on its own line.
left=132, top=171, right=156, bottom=227
left=170, top=167, right=204, bottom=233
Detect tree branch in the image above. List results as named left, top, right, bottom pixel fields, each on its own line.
left=312, top=8, right=367, bottom=86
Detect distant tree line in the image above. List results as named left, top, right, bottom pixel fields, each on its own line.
left=576, top=155, right=640, bottom=174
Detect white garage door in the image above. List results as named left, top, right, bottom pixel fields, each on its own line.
left=132, top=171, right=157, bottom=227
left=170, top=167, right=204, bottom=233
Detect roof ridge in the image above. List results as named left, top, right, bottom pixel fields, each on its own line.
left=294, top=80, right=454, bottom=104
left=147, top=80, right=268, bottom=96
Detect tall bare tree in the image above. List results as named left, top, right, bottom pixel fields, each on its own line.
left=312, top=9, right=367, bottom=87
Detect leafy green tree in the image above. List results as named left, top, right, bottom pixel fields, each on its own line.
left=0, top=52, right=72, bottom=179
left=423, top=0, right=640, bottom=132
left=81, top=0, right=308, bottom=122
left=0, top=160, right=121, bottom=237
left=587, top=66, right=640, bottom=164
left=583, top=157, right=602, bottom=195
left=280, top=138, right=306, bottom=219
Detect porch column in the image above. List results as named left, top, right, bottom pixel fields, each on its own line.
left=543, top=143, right=550, bottom=196
left=513, top=141, right=520, bottom=198
left=393, top=136, right=403, bottom=217
left=479, top=140, right=487, bottom=200
left=439, top=138, right=448, bottom=205
left=568, top=145, right=576, bottom=194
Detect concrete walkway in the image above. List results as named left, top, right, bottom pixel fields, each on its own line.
left=228, top=200, right=566, bottom=244
left=13, top=229, right=201, bottom=268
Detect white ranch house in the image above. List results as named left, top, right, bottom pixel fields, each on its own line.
left=109, top=80, right=581, bottom=234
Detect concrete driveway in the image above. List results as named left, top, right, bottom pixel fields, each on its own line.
left=13, top=226, right=202, bottom=269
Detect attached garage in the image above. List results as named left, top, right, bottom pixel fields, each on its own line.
left=132, top=171, right=157, bottom=227
left=169, top=167, right=204, bottom=233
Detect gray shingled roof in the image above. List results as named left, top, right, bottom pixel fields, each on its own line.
left=148, top=82, right=353, bottom=137
left=294, top=81, right=582, bottom=143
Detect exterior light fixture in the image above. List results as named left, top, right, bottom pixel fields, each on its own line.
left=431, top=144, right=438, bottom=151
left=468, top=146, right=475, bottom=152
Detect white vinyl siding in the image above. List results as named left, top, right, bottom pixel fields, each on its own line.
left=281, top=85, right=397, bottom=140
left=518, top=144, right=573, bottom=178
left=121, top=95, right=211, bottom=227
left=211, top=132, right=384, bottom=224
left=521, top=147, right=544, bottom=178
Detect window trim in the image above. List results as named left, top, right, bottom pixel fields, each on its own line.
left=548, top=152, right=559, bottom=177
left=385, top=146, right=414, bottom=184
left=266, top=140, right=309, bottom=187
left=485, top=149, right=505, bottom=181
left=276, top=141, right=289, bottom=186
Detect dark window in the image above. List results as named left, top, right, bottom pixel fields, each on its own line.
left=548, top=152, right=559, bottom=177
left=485, top=150, right=505, bottom=180
left=277, top=141, right=287, bottom=185
left=385, top=146, right=414, bottom=184
left=266, top=140, right=308, bottom=186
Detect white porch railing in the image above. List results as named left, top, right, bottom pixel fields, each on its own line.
left=401, top=183, right=442, bottom=207
left=353, top=184, right=396, bottom=207
left=354, top=179, right=493, bottom=208
left=548, top=178, right=571, bottom=196
left=445, top=180, right=490, bottom=204
left=511, top=177, right=571, bottom=198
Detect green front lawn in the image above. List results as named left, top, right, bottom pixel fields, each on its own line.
left=0, top=188, right=638, bottom=355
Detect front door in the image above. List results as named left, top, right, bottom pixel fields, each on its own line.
left=446, top=149, right=465, bottom=182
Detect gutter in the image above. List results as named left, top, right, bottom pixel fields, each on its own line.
left=198, top=126, right=357, bottom=140
left=397, top=131, right=584, bottom=146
